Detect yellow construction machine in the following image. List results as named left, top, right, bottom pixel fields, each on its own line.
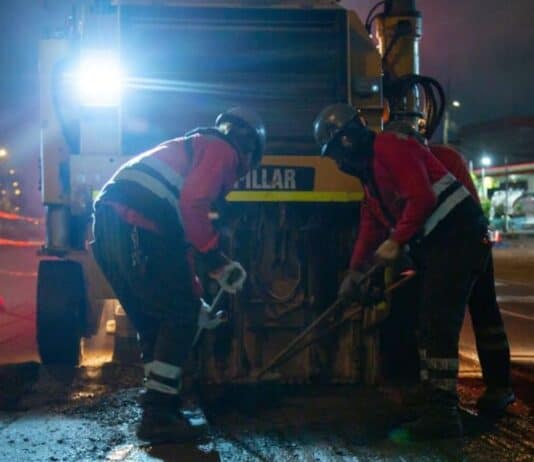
left=37, top=0, right=444, bottom=385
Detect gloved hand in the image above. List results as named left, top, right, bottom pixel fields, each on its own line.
left=338, top=270, right=366, bottom=299
left=210, top=260, right=247, bottom=294
left=375, top=238, right=401, bottom=263
left=191, top=274, right=204, bottom=298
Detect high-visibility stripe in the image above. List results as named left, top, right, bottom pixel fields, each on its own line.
left=145, top=379, right=180, bottom=395
left=144, top=360, right=183, bottom=395
left=423, top=186, right=470, bottom=236
left=141, top=156, right=184, bottom=191
left=226, top=191, right=364, bottom=202
left=432, top=173, right=456, bottom=196
left=114, top=169, right=182, bottom=219
left=144, top=361, right=153, bottom=378
left=148, top=360, right=182, bottom=380
left=427, top=358, right=459, bottom=371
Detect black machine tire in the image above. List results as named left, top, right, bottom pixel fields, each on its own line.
left=36, top=260, right=87, bottom=366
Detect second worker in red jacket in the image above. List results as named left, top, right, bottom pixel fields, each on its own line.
left=382, top=121, right=514, bottom=415
left=429, top=145, right=514, bottom=413
left=313, top=104, right=489, bottom=440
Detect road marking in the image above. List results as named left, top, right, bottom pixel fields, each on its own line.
left=0, top=238, right=43, bottom=247
left=496, top=279, right=534, bottom=290
left=497, top=295, right=534, bottom=303
left=0, top=269, right=38, bottom=277
left=500, top=309, right=534, bottom=321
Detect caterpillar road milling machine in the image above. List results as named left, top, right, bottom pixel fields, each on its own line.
left=37, top=0, right=444, bottom=385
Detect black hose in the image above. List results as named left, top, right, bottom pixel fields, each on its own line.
left=385, top=74, right=446, bottom=139
left=365, top=1, right=385, bottom=33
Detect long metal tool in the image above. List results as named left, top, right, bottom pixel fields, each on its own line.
left=255, top=265, right=416, bottom=379
left=254, top=264, right=382, bottom=379
left=192, top=287, right=226, bottom=347
left=192, top=266, right=246, bottom=347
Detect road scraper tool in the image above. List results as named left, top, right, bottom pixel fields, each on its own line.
left=255, top=264, right=416, bottom=380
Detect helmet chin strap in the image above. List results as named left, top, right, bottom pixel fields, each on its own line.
left=328, top=128, right=375, bottom=181
left=338, top=156, right=371, bottom=182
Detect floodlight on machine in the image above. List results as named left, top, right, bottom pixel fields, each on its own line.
left=76, top=51, right=123, bottom=107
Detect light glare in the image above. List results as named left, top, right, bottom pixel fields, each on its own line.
left=481, top=156, right=492, bottom=167
left=77, top=52, right=122, bottom=107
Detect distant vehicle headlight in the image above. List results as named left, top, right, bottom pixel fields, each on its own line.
left=77, top=51, right=122, bottom=107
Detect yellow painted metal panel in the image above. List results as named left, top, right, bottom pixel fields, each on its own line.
left=228, top=154, right=364, bottom=202
left=227, top=191, right=364, bottom=202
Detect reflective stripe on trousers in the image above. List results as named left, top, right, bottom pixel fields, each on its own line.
left=419, top=349, right=459, bottom=393
left=144, top=360, right=183, bottom=395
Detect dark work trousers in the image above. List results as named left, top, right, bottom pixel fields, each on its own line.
left=468, top=253, right=511, bottom=388
left=408, top=205, right=490, bottom=399
left=382, top=245, right=510, bottom=390
left=91, top=204, right=199, bottom=394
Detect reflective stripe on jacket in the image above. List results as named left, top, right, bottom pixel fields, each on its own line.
left=111, top=154, right=185, bottom=222
left=350, top=132, right=471, bottom=270
left=423, top=172, right=470, bottom=236
left=95, top=133, right=240, bottom=253
left=430, top=144, right=480, bottom=203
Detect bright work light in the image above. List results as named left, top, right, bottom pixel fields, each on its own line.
left=77, top=51, right=123, bottom=107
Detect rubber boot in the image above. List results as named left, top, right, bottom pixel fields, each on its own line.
left=477, top=387, right=515, bottom=415
left=390, top=389, right=463, bottom=442
left=137, top=390, right=205, bottom=443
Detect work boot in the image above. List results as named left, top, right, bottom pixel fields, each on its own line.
left=477, top=387, right=515, bottom=415
left=137, top=390, right=205, bottom=443
left=389, top=390, right=463, bottom=442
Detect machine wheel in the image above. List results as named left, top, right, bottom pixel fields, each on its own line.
left=37, top=260, right=87, bottom=366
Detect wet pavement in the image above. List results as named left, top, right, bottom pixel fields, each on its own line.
left=0, top=231, right=533, bottom=461
left=0, top=361, right=532, bottom=462
left=460, top=243, right=534, bottom=375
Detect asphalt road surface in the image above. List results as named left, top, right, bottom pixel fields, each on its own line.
left=0, top=234, right=533, bottom=461
left=460, top=243, right=534, bottom=374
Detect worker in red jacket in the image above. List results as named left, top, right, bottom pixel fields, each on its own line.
left=92, top=107, right=266, bottom=443
left=384, top=121, right=514, bottom=414
left=314, top=104, right=489, bottom=440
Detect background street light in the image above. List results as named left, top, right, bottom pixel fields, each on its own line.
left=480, top=155, right=492, bottom=200
left=443, top=100, right=462, bottom=144
left=0, top=148, right=7, bottom=159
left=481, top=156, right=492, bottom=167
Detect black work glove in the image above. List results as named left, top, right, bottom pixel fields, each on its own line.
left=339, top=268, right=385, bottom=305
left=338, top=270, right=366, bottom=300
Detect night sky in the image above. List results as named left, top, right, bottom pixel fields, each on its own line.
left=346, top=0, right=534, bottom=127
left=0, top=0, right=532, bottom=213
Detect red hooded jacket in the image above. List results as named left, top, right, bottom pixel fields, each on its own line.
left=349, top=132, right=452, bottom=270
left=102, top=133, right=240, bottom=254
left=430, top=144, right=479, bottom=203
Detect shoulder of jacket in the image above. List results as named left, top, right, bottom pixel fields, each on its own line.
left=193, top=134, right=240, bottom=168
left=378, top=131, right=410, bottom=142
